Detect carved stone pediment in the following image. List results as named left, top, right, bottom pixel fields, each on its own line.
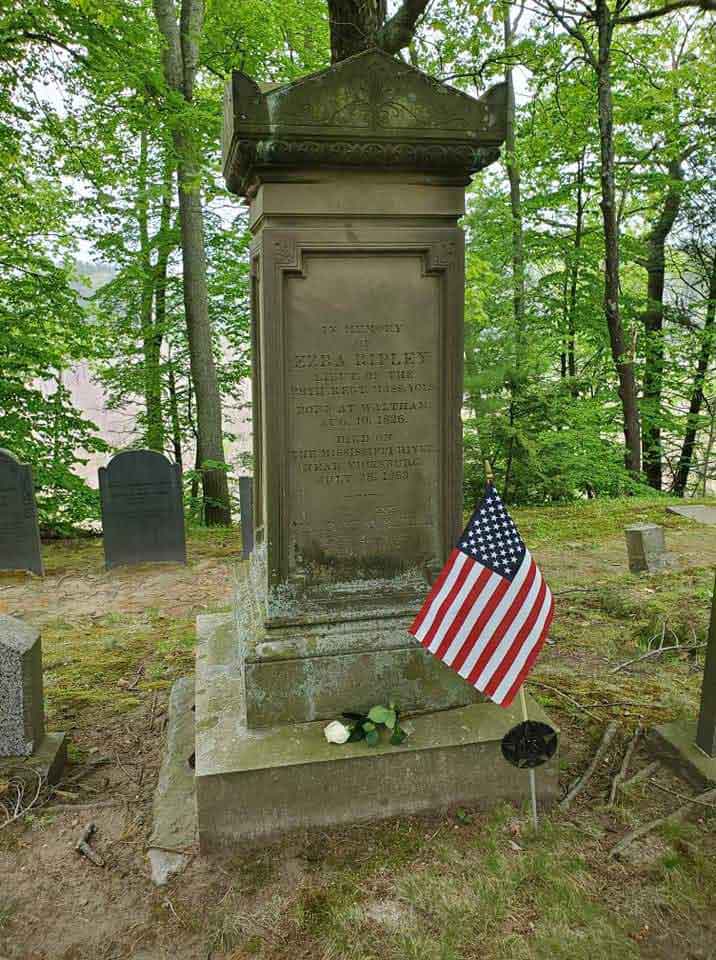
left=223, top=48, right=507, bottom=195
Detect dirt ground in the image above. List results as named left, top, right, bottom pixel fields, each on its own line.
left=1, top=515, right=716, bottom=960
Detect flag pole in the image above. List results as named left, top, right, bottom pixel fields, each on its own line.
left=519, top=684, right=539, bottom=830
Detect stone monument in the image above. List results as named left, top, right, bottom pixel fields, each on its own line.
left=194, top=49, right=558, bottom=850
left=0, top=614, right=66, bottom=784
left=99, top=450, right=186, bottom=569
left=0, top=448, right=43, bottom=576
left=650, top=571, right=716, bottom=786
left=624, top=522, right=675, bottom=574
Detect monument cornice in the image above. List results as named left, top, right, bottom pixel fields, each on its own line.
left=223, top=48, right=507, bottom=196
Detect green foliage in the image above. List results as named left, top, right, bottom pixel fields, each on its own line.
left=341, top=702, right=409, bottom=747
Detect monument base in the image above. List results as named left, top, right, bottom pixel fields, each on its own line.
left=648, top=720, right=716, bottom=789
left=0, top=732, right=66, bottom=786
left=195, top=614, right=559, bottom=852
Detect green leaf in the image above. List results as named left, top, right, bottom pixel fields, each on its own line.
left=362, top=721, right=376, bottom=732
left=390, top=726, right=407, bottom=746
left=365, top=729, right=380, bottom=747
left=367, top=705, right=395, bottom=727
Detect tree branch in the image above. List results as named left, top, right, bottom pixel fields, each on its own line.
left=377, top=0, right=432, bottom=55
left=617, top=0, right=716, bottom=24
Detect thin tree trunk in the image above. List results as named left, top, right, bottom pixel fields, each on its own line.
left=567, top=150, right=585, bottom=392
left=673, top=251, right=716, bottom=495
left=137, top=131, right=164, bottom=452
left=167, top=354, right=183, bottom=472
left=595, top=0, right=641, bottom=474
left=642, top=154, right=687, bottom=489
left=153, top=0, right=231, bottom=524
left=502, top=3, right=525, bottom=502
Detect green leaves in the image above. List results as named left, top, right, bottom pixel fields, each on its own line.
left=339, top=703, right=409, bottom=749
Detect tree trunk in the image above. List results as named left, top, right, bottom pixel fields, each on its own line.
left=153, top=0, right=231, bottom=524
left=566, top=150, right=585, bottom=394
left=595, top=0, right=641, bottom=474
left=167, top=354, right=183, bottom=472
left=672, top=250, right=716, bottom=496
left=641, top=154, right=686, bottom=490
left=327, top=0, right=429, bottom=62
left=137, top=130, right=164, bottom=452
left=502, top=2, right=525, bottom=501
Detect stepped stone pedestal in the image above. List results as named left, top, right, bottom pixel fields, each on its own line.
left=194, top=50, right=559, bottom=850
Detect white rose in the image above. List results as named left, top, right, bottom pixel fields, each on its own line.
left=323, top=720, right=351, bottom=744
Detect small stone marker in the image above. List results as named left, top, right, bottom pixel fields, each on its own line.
left=0, top=614, right=66, bottom=783
left=0, top=615, right=44, bottom=756
left=239, top=476, right=253, bottom=559
left=666, top=504, right=716, bottom=526
left=624, top=523, right=675, bottom=574
left=99, top=450, right=186, bottom=569
left=0, top=448, right=43, bottom=576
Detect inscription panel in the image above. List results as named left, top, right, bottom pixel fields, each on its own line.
left=285, top=254, right=441, bottom=576
left=0, top=450, right=43, bottom=576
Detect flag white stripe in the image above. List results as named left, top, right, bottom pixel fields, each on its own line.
left=472, top=564, right=543, bottom=689
left=456, top=551, right=534, bottom=678
left=414, top=551, right=468, bottom=642
left=427, top=562, right=484, bottom=653
left=441, top=570, right=503, bottom=666
left=492, top=589, right=553, bottom=703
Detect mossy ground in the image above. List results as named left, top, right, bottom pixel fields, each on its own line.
left=1, top=500, right=716, bottom=960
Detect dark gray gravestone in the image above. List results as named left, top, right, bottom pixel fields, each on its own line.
left=239, top=476, right=254, bottom=559
left=99, top=450, right=186, bottom=569
left=0, top=449, right=43, bottom=576
left=696, top=572, right=716, bottom=757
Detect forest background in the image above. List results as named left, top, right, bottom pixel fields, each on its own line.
left=2, top=0, right=715, bottom=534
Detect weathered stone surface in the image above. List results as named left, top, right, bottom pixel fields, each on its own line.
left=0, top=614, right=44, bottom=756
left=624, top=523, right=675, bottom=574
left=99, top=450, right=186, bottom=569
left=148, top=676, right=197, bottom=886
left=648, top=720, right=716, bottom=789
left=666, top=504, right=716, bottom=526
left=0, top=448, right=43, bottom=576
left=194, top=613, right=559, bottom=850
left=223, top=48, right=507, bottom=194
left=0, top=731, right=66, bottom=786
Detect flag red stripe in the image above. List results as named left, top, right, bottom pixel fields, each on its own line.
left=465, top=559, right=538, bottom=684
left=482, top=578, right=547, bottom=698
left=409, top=548, right=460, bottom=635
left=500, top=594, right=555, bottom=707
left=433, top=565, right=494, bottom=660
left=449, top=574, right=512, bottom=673
left=419, top=554, right=474, bottom=650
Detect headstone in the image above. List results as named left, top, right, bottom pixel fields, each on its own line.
left=0, top=615, right=43, bottom=756
left=648, top=573, right=716, bottom=786
left=624, top=523, right=675, bottom=573
left=666, top=504, right=716, bottom=526
left=193, top=49, right=559, bottom=850
left=696, top=572, right=716, bottom=757
left=239, top=476, right=254, bottom=559
left=0, top=614, right=66, bottom=783
left=99, top=450, right=186, bottom=569
left=0, top=448, right=43, bottom=576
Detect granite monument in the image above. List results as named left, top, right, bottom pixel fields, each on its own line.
left=193, top=49, right=558, bottom=849
left=0, top=614, right=66, bottom=784
left=99, top=449, right=186, bottom=569
left=0, top=448, right=43, bottom=576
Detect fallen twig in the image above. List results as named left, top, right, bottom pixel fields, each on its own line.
left=608, top=725, right=643, bottom=807
left=611, top=642, right=707, bottom=675
left=560, top=722, right=619, bottom=811
left=75, top=822, right=105, bottom=867
left=620, top=761, right=660, bottom=789
left=610, top=786, right=716, bottom=859
left=527, top=680, right=602, bottom=722
left=648, top=779, right=716, bottom=810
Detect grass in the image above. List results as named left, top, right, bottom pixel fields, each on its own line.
left=6, top=504, right=716, bottom=959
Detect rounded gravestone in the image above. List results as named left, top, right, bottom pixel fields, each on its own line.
left=99, top=450, right=187, bottom=569
left=0, top=448, right=43, bottom=576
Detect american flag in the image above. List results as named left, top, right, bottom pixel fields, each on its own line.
left=409, top=482, right=553, bottom=708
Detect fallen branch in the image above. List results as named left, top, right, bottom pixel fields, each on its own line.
left=527, top=680, right=602, bottom=722
left=608, top=725, right=643, bottom=807
left=75, top=822, right=105, bottom=867
left=560, top=722, right=619, bottom=811
left=610, top=786, right=716, bottom=859
left=620, top=760, right=660, bottom=789
left=611, top=642, right=707, bottom=675
left=648, top=779, right=716, bottom=810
